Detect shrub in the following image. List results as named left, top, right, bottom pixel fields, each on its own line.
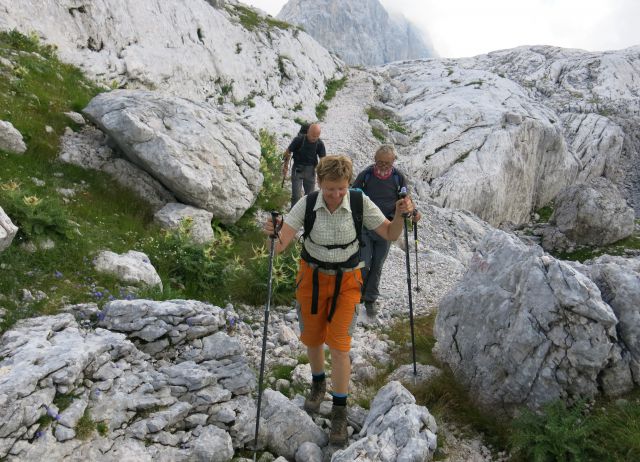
left=255, top=129, right=288, bottom=212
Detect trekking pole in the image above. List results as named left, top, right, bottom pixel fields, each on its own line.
left=281, top=157, right=290, bottom=189
left=413, top=220, right=421, bottom=292
left=253, top=211, right=280, bottom=460
left=399, top=188, right=417, bottom=377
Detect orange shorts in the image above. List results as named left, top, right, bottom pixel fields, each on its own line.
left=295, top=259, right=362, bottom=352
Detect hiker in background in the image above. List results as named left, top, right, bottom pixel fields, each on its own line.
left=282, top=123, right=326, bottom=206
left=263, top=155, right=414, bottom=446
left=352, top=144, right=422, bottom=317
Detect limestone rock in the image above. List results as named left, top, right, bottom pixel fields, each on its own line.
left=0, top=120, right=27, bottom=154
left=0, top=207, right=18, bottom=252
left=549, top=177, right=635, bottom=247
left=84, top=90, right=262, bottom=223
left=153, top=203, right=214, bottom=244
left=435, top=230, right=628, bottom=412
left=93, top=250, right=162, bottom=290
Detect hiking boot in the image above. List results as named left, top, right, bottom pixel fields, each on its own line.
left=364, top=301, right=377, bottom=317
left=304, top=379, right=326, bottom=413
left=329, top=405, right=348, bottom=446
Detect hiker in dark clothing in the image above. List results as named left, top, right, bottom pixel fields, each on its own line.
left=352, top=144, right=422, bottom=317
left=282, top=123, right=326, bottom=206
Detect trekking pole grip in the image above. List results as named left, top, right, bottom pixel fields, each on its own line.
left=270, top=211, right=280, bottom=240
left=399, top=187, right=411, bottom=218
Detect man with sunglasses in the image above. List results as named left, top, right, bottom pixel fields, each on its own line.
left=352, top=144, right=422, bottom=317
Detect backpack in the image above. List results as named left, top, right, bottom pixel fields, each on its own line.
left=302, top=189, right=364, bottom=251
left=361, top=165, right=402, bottom=194
left=298, top=122, right=311, bottom=135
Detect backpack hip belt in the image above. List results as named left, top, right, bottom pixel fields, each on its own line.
left=301, top=242, right=361, bottom=323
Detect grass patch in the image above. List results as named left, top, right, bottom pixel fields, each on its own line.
left=535, top=203, right=554, bottom=222
left=366, top=106, right=408, bottom=135
left=227, top=4, right=293, bottom=32
left=371, top=126, right=385, bottom=142
left=74, top=409, right=96, bottom=440
left=553, top=222, right=640, bottom=262
left=315, top=77, right=347, bottom=120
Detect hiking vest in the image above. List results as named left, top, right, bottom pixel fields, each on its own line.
left=301, top=189, right=364, bottom=322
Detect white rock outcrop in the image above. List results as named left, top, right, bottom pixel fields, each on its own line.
left=435, top=230, right=637, bottom=413
left=0, top=0, right=343, bottom=136
left=84, top=90, right=262, bottom=223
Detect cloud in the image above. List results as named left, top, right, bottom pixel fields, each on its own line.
left=242, top=0, right=640, bottom=57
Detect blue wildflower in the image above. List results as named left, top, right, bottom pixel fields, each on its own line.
left=54, top=270, right=63, bottom=279
left=34, top=431, right=43, bottom=439
left=97, top=311, right=106, bottom=321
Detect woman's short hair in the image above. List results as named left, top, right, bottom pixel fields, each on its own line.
left=316, top=155, right=353, bottom=183
left=374, top=144, right=396, bottom=160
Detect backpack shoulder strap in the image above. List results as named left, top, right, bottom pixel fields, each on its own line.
left=349, top=189, right=364, bottom=247
left=361, top=165, right=375, bottom=191
left=302, top=191, right=320, bottom=240
left=392, top=168, right=402, bottom=192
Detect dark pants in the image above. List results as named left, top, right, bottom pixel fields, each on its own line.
left=360, top=228, right=391, bottom=303
left=291, top=164, right=316, bottom=206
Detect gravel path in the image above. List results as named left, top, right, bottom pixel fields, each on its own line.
left=318, top=69, right=499, bottom=461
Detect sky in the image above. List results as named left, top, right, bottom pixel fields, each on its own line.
left=241, top=0, right=640, bottom=58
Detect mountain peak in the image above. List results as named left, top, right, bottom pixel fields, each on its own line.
left=277, top=0, right=436, bottom=66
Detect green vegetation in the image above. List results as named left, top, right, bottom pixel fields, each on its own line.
left=227, top=4, right=293, bottom=32
left=315, top=76, right=348, bottom=120
left=371, top=126, right=385, bottom=142
left=510, top=397, right=640, bottom=461
left=366, top=106, right=408, bottom=135
left=0, top=31, right=295, bottom=333
left=535, top=203, right=555, bottom=222
left=75, top=409, right=96, bottom=440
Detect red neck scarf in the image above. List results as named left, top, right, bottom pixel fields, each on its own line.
left=373, top=166, right=393, bottom=180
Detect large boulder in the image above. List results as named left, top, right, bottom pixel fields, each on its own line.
left=548, top=177, right=635, bottom=247
left=0, top=207, right=18, bottom=251
left=0, top=120, right=27, bottom=154
left=84, top=90, right=262, bottom=223
left=435, top=230, right=632, bottom=412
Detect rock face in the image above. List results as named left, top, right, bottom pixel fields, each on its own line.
left=84, top=90, right=262, bottom=223
left=59, top=127, right=176, bottom=211
left=550, top=177, right=635, bottom=246
left=435, top=230, right=637, bottom=412
left=376, top=45, right=640, bottom=225
left=278, top=0, right=435, bottom=66
left=0, top=120, right=27, bottom=154
left=0, top=0, right=342, bottom=130
left=0, top=207, right=18, bottom=252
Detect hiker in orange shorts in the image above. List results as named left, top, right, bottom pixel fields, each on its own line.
left=263, top=155, right=413, bottom=447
